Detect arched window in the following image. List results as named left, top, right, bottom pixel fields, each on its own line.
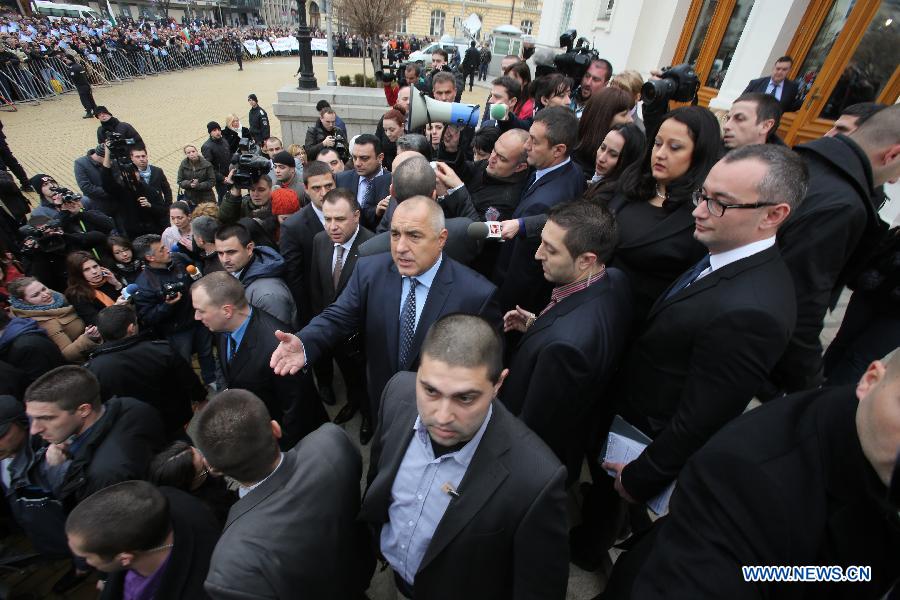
left=430, top=10, right=446, bottom=37
left=520, top=20, right=533, bottom=35
left=309, top=1, right=320, bottom=30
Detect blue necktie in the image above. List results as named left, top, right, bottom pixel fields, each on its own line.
left=398, top=278, right=418, bottom=367
left=228, top=334, right=237, bottom=362
left=524, top=172, right=536, bottom=191
left=664, top=255, right=711, bottom=300
left=361, top=177, right=375, bottom=208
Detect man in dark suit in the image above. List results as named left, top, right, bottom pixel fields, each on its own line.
left=770, top=105, right=898, bottom=394
left=65, top=481, right=220, bottom=600
left=605, top=352, right=900, bottom=599
left=604, top=144, right=805, bottom=509
left=500, top=201, right=632, bottom=482
left=277, top=160, right=336, bottom=404
left=742, top=55, right=803, bottom=114
left=493, top=106, right=586, bottom=313
left=192, top=272, right=327, bottom=450
left=270, top=196, right=499, bottom=443
left=359, top=314, right=569, bottom=599
left=335, top=133, right=392, bottom=230
left=195, top=390, right=363, bottom=600
left=308, top=189, right=374, bottom=436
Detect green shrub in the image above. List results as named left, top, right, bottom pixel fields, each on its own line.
left=353, top=73, right=365, bottom=87
left=337, top=75, right=351, bottom=86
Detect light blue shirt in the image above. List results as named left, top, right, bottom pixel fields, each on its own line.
left=381, top=404, right=493, bottom=584
left=227, top=308, right=253, bottom=361
left=766, top=79, right=783, bottom=101
left=532, top=157, right=571, bottom=186
left=356, top=167, right=384, bottom=208
left=398, top=254, right=443, bottom=333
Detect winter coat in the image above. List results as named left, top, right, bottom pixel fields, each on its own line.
left=0, top=317, right=66, bottom=385
left=222, top=126, right=252, bottom=155
left=133, top=253, right=197, bottom=337
left=202, top=135, right=232, bottom=178
left=238, top=246, right=297, bottom=327
left=9, top=302, right=97, bottom=362
left=177, top=156, right=217, bottom=204
left=73, top=154, right=113, bottom=209
left=85, top=333, right=205, bottom=438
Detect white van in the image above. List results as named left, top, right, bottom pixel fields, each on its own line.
left=33, top=1, right=103, bottom=21
left=408, top=35, right=469, bottom=65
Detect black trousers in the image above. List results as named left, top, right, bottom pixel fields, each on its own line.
left=315, top=347, right=369, bottom=417
left=0, top=139, right=28, bottom=184
left=76, top=84, right=96, bottom=112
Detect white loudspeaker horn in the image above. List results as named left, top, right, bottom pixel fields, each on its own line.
left=407, top=88, right=481, bottom=131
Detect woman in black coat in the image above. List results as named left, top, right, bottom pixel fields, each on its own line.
left=222, top=113, right=252, bottom=155
left=608, top=106, right=724, bottom=323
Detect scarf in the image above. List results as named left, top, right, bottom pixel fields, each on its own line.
left=9, top=290, right=67, bottom=311
left=94, top=288, right=115, bottom=307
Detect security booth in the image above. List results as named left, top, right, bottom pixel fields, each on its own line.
left=489, top=24, right=524, bottom=77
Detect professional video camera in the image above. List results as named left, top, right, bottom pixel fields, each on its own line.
left=19, top=219, right=65, bottom=253
left=641, top=64, right=700, bottom=111
left=330, top=130, right=349, bottom=162
left=105, top=131, right=137, bottom=166
left=162, top=280, right=185, bottom=299
left=231, top=153, right=272, bottom=188
left=549, top=29, right=599, bottom=81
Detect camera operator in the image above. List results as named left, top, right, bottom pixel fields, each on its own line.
left=93, top=106, right=144, bottom=147
left=73, top=144, right=113, bottom=212
left=132, top=234, right=217, bottom=387
left=218, top=168, right=277, bottom=235
left=570, top=58, right=612, bottom=119
left=100, top=142, right=170, bottom=238
left=304, top=108, right=348, bottom=163
left=426, top=48, right=465, bottom=102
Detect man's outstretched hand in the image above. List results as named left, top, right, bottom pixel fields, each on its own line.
left=270, top=330, right=306, bottom=375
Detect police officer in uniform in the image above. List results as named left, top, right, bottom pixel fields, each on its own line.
left=248, top=94, right=270, bottom=147
left=58, top=52, right=96, bottom=119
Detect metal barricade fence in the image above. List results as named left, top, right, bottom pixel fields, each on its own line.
left=0, top=40, right=256, bottom=108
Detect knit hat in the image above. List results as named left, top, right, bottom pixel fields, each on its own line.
left=93, top=105, right=111, bottom=117
left=271, top=150, right=295, bottom=168
left=91, top=143, right=106, bottom=157
left=28, top=173, right=55, bottom=193
left=270, top=188, right=299, bottom=216
left=207, top=121, right=221, bottom=134
left=0, top=395, right=27, bottom=438
left=247, top=93, right=258, bottom=102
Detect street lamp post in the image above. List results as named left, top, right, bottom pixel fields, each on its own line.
left=325, top=0, right=336, bottom=86
left=295, top=0, right=319, bottom=89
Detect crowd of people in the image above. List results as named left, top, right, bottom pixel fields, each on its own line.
left=0, top=32, right=897, bottom=600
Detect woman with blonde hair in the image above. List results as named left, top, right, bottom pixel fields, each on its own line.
left=222, top=113, right=252, bottom=154
left=9, top=275, right=101, bottom=362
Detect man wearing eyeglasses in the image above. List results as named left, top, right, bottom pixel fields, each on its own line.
left=603, top=144, right=804, bottom=511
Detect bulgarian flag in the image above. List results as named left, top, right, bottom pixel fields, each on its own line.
left=181, top=29, right=191, bottom=42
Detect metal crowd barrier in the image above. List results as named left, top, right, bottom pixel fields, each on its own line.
left=0, top=40, right=253, bottom=109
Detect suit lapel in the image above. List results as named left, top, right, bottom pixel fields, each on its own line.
left=337, top=232, right=366, bottom=292
left=616, top=201, right=695, bottom=250
left=215, top=332, right=230, bottom=379
left=224, top=451, right=297, bottom=531
left=521, top=279, right=607, bottom=342
left=647, top=246, right=780, bottom=319
left=385, top=262, right=404, bottom=372
left=404, top=259, right=452, bottom=369
left=418, top=404, right=511, bottom=573
left=226, top=311, right=259, bottom=380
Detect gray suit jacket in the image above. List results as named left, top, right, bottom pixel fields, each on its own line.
left=360, top=372, right=569, bottom=599
left=204, top=424, right=362, bottom=599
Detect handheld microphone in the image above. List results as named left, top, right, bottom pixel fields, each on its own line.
left=467, top=221, right=504, bottom=241
left=185, top=264, right=202, bottom=281
left=489, top=103, right=508, bottom=121
left=121, top=283, right=139, bottom=300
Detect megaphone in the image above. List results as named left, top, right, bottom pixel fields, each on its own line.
left=408, top=88, right=480, bottom=131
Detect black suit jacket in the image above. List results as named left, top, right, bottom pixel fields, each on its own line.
left=494, top=160, right=586, bottom=312
left=147, top=165, right=174, bottom=206
left=615, top=245, right=797, bottom=501
left=299, top=253, right=500, bottom=414
left=205, top=424, right=363, bottom=600
left=101, top=488, right=220, bottom=600
left=627, top=386, right=900, bottom=599
left=216, top=308, right=326, bottom=447
left=279, top=203, right=324, bottom=327
left=500, top=268, right=632, bottom=481
left=742, top=76, right=802, bottom=113
left=309, top=226, right=374, bottom=313
left=335, top=169, right=392, bottom=231
left=360, top=372, right=569, bottom=599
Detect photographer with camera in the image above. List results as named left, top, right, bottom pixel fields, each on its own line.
left=132, top=234, right=217, bottom=388
left=426, top=48, right=465, bottom=102
left=304, top=108, right=349, bottom=163
left=93, top=106, right=143, bottom=148
left=218, top=159, right=278, bottom=235
left=570, top=58, right=613, bottom=119
left=100, top=141, right=170, bottom=238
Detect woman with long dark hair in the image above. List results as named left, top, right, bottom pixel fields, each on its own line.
left=504, top=61, right=534, bottom=120
left=64, top=250, right=123, bottom=326
left=584, top=123, right=646, bottom=205
left=573, top=86, right=635, bottom=179
left=609, top=105, right=724, bottom=321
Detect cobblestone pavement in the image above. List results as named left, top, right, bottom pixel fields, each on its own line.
left=0, top=55, right=857, bottom=600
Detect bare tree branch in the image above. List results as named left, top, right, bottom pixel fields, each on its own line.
left=333, top=0, right=415, bottom=76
